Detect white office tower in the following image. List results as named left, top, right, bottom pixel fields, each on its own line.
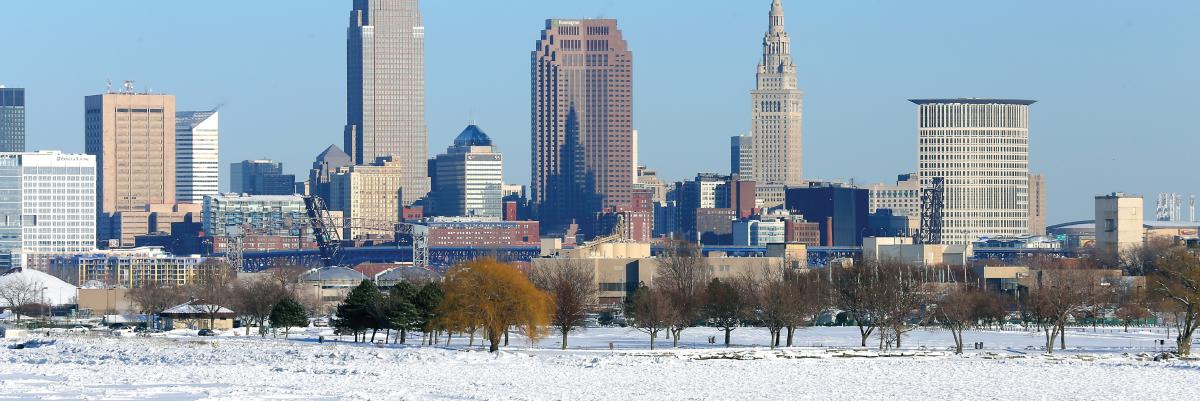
left=176, top=111, right=220, bottom=203
left=432, top=125, right=503, bottom=218
left=912, top=99, right=1033, bottom=244
left=0, top=151, right=97, bottom=269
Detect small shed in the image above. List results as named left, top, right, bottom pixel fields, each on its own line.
left=161, top=301, right=236, bottom=330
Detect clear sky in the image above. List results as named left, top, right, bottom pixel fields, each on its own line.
left=2, top=0, right=1197, bottom=224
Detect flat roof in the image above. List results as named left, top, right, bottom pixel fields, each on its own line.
left=909, top=98, right=1036, bottom=106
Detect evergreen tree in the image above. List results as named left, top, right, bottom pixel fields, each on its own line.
left=386, top=281, right=420, bottom=344
left=270, top=297, right=309, bottom=339
left=335, top=280, right=386, bottom=342
left=413, top=282, right=443, bottom=345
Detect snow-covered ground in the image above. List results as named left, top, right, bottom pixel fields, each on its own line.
left=1, top=326, right=1196, bottom=400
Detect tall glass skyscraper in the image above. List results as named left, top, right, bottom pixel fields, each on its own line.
left=176, top=111, right=220, bottom=204
left=0, top=87, right=26, bottom=152
left=345, top=0, right=429, bottom=206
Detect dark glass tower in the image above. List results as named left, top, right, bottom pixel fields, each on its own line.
left=0, top=87, right=26, bottom=152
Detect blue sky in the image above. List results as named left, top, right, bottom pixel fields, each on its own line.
left=2, top=0, right=1197, bottom=223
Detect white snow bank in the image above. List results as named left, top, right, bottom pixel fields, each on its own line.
left=0, top=269, right=77, bottom=306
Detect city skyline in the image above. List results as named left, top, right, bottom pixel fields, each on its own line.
left=2, top=0, right=1198, bottom=223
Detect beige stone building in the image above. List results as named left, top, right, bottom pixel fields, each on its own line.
left=330, top=157, right=417, bottom=239
left=750, top=0, right=805, bottom=188
left=85, top=92, right=177, bottom=243
left=1095, top=193, right=1144, bottom=253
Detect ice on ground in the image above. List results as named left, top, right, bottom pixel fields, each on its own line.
left=1, top=327, right=1196, bottom=401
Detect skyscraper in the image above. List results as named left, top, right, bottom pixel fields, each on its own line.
left=0, top=86, right=25, bottom=152
left=532, top=19, right=633, bottom=235
left=750, top=0, right=804, bottom=187
left=0, top=151, right=96, bottom=269
left=432, top=125, right=503, bottom=218
left=345, top=0, right=429, bottom=205
left=176, top=111, right=219, bottom=204
left=85, top=91, right=176, bottom=217
left=913, top=98, right=1034, bottom=244
left=230, top=159, right=295, bottom=195
left=730, top=134, right=753, bottom=178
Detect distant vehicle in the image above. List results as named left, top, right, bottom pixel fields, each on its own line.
left=108, top=323, right=128, bottom=330
left=67, top=326, right=89, bottom=334
left=312, top=317, right=330, bottom=327
left=198, top=329, right=218, bottom=337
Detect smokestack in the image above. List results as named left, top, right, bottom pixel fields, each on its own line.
left=824, top=216, right=834, bottom=247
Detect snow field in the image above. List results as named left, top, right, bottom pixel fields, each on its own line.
left=1, top=327, right=1197, bottom=400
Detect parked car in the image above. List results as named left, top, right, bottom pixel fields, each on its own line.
left=67, top=326, right=89, bottom=334
left=197, top=329, right=218, bottom=337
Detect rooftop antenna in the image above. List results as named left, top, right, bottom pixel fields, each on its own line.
left=122, top=80, right=135, bottom=94
left=106, top=79, right=113, bottom=93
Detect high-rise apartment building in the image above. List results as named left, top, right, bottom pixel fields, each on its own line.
left=176, top=111, right=219, bottom=204
left=330, top=156, right=409, bottom=239
left=432, top=125, right=503, bottom=218
left=345, top=0, right=429, bottom=205
left=0, top=151, right=97, bottom=269
left=913, top=98, right=1033, bottom=244
left=750, top=0, right=804, bottom=187
left=731, top=134, right=754, bottom=178
left=1028, top=173, right=1047, bottom=236
left=85, top=91, right=176, bottom=244
left=0, top=87, right=25, bottom=152
left=532, top=19, right=634, bottom=235
left=230, top=159, right=295, bottom=195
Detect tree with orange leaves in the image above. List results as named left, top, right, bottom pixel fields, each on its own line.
left=439, top=258, right=553, bottom=352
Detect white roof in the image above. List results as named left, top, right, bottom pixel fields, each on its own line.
left=163, top=302, right=234, bottom=315
left=0, top=269, right=78, bottom=306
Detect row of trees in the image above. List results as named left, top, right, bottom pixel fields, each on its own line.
left=332, top=259, right=586, bottom=353
left=128, top=263, right=315, bottom=335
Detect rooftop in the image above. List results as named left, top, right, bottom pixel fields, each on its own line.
left=453, top=125, right=493, bottom=148
left=909, top=98, right=1037, bottom=106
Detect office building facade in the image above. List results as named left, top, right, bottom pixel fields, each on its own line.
left=1095, top=193, right=1143, bottom=254
left=1028, top=173, right=1047, bottom=236
left=345, top=0, right=430, bottom=205
left=0, top=87, right=25, bottom=152
left=785, top=182, right=869, bottom=247
left=330, top=157, right=408, bottom=239
left=230, top=159, right=295, bottom=195
left=913, top=98, right=1033, bottom=244
left=731, top=134, right=754, bottom=178
left=201, top=194, right=310, bottom=238
left=750, top=0, right=804, bottom=187
left=176, top=111, right=219, bottom=204
left=432, top=125, right=503, bottom=218
left=531, top=19, right=634, bottom=234
left=0, top=152, right=97, bottom=269
left=85, top=92, right=176, bottom=215
left=309, top=145, right=353, bottom=204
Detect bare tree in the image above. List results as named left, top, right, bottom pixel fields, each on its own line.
left=0, top=273, right=42, bottom=321
left=655, top=241, right=711, bottom=347
left=744, top=263, right=791, bottom=348
left=530, top=259, right=598, bottom=350
left=783, top=270, right=828, bottom=347
left=1026, top=269, right=1094, bottom=354
left=934, top=286, right=986, bottom=354
left=231, top=277, right=288, bottom=336
left=129, top=280, right=189, bottom=322
left=186, top=260, right=236, bottom=328
left=1152, top=247, right=1200, bottom=356
left=703, top=277, right=747, bottom=347
left=626, top=285, right=674, bottom=350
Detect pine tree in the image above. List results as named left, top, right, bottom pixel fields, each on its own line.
left=386, top=282, right=420, bottom=344
left=335, top=280, right=386, bottom=343
left=270, top=297, right=309, bottom=339
left=413, top=282, right=443, bottom=345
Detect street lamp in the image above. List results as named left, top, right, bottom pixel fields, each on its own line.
left=41, top=286, right=48, bottom=322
